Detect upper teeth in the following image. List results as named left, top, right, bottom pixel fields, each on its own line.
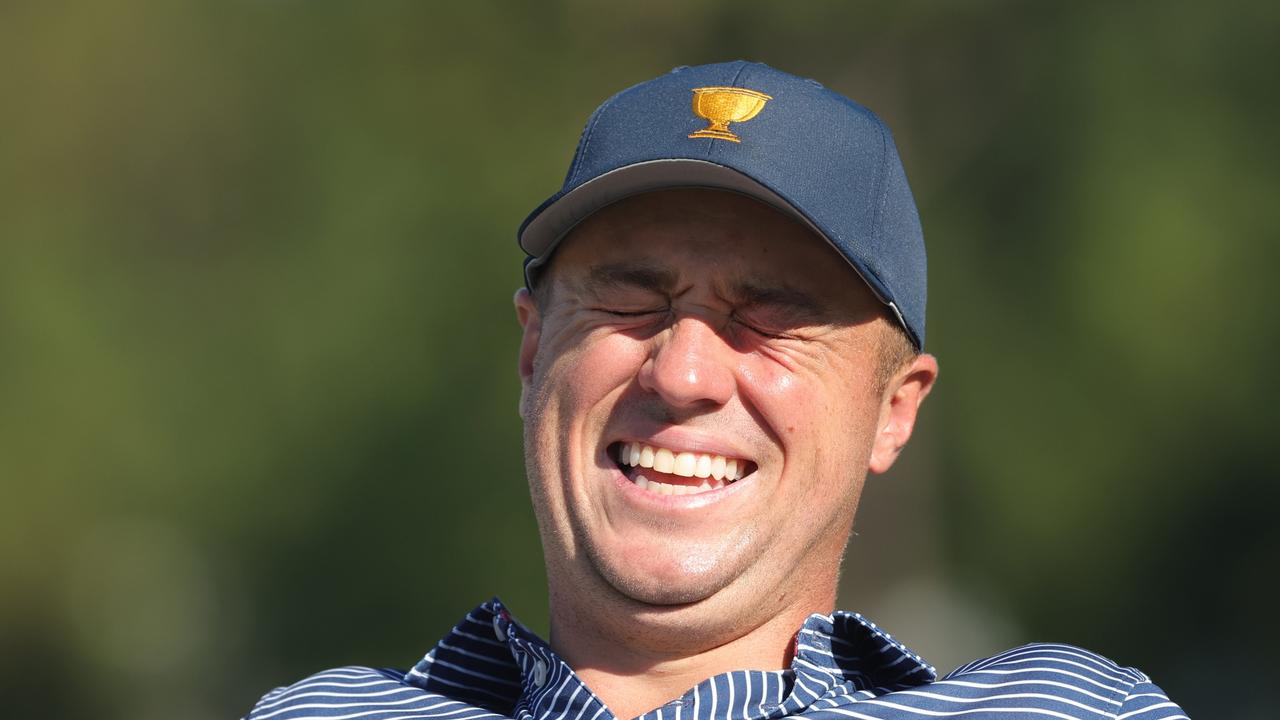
left=620, top=442, right=746, bottom=481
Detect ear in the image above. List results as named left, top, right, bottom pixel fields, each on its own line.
left=868, top=353, right=938, bottom=475
left=514, top=287, right=542, bottom=418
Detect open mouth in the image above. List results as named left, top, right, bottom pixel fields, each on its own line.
left=610, top=441, right=758, bottom=496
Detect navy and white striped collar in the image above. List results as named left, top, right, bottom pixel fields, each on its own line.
left=405, top=599, right=936, bottom=720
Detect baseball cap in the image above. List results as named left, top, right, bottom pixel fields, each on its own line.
left=517, top=61, right=927, bottom=349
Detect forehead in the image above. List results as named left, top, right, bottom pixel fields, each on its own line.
left=545, top=189, right=871, bottom=306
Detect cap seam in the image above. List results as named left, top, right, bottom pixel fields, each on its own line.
left=727, top=59, right=750, bottom=93
left=871, top=116, right=891, bottom=282
left=706, top=60, right=751, bottom=159
left=568, top=93, right=621, bottom=187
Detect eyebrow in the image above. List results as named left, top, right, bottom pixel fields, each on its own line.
left=580, top=262, right=828, bottom=320
left=582, top=262, right=679, bottom=295
left=730, top=281, right=829, bottom=321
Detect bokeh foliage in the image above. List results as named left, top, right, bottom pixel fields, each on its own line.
left=1, top=2, right=1275, bottom=718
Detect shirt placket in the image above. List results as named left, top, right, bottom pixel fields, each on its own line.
left=634, top=668, right=817, bottom=720
left=498, top=613, right=609, bottom=720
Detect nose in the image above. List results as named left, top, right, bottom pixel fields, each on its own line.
left=637, top=314, right=737, bottom=410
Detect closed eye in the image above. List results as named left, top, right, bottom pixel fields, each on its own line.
left=735, top=324, right=789, bottom=341
left=731, top=312, right=799, bottom=341
left=594, top=307, right=668, bottom=318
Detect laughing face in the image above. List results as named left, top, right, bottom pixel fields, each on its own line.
left=516, top=189, right=935, bottom=647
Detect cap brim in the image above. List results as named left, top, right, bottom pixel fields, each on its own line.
left=518, top=158, right=908, bottom=336
left=519, top=159, right=821, bottom=257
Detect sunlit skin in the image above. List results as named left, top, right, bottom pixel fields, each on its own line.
left=515, top=189, right=937, bottom=720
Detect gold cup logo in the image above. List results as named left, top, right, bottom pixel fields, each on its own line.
left=687, top=86, right=772, bottom=143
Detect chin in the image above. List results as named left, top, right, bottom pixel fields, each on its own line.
left=608, top=575, right=717, bottom=607
left=588, top=543, right=742, bottom=609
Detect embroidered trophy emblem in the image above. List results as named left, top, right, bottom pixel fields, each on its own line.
left=688, top=86, right=772, bottom=143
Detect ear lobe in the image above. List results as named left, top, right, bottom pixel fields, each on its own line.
left=514, top=288, right=542, bottom=417
left=868, top=353, right=938, bottom=475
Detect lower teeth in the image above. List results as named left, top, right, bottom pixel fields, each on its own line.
left=634, top=474, right=720, bottom=496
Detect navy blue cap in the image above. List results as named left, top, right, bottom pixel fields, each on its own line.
left=518, top=61, right=927, bottom=349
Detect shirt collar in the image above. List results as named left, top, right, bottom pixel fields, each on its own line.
left=405, top=598, right=936, bottom=720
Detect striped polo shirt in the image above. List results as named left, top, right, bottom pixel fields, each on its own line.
left=246, top=598, right=1186, bottom=720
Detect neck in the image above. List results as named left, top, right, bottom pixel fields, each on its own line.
left=547, top=590, right=833, bottom=720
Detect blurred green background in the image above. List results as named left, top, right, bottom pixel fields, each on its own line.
left=2, top=2, right=1275, bottom=718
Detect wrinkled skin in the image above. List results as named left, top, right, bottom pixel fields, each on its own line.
left=515, top=190, right=937, bottom=705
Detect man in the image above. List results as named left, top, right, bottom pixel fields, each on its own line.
left=247, top=62, right=1185, bottom=720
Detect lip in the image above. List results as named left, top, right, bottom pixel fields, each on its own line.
left=609, top=426, right=757, bottom=466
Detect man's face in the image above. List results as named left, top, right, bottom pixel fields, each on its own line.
left=516, top=189, right=934, bottom=632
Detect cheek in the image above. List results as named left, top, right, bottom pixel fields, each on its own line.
left=737, top=359, right=836, bottom=432
left=532, top=327, right=650, bottom=425
left=739, top=357, right=882, bottom=461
